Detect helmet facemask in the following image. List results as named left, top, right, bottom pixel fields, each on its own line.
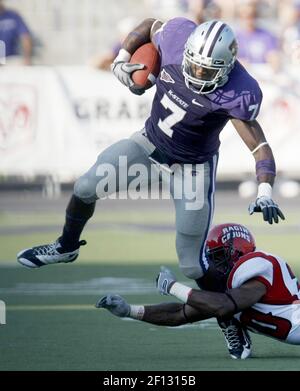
left=182, top=49, right=230, bottom=94
left=206, top=235, right=242, bottom=277
left=206, top=223, right=256, bottom=278
left=182, top=20, right=238, bottom=95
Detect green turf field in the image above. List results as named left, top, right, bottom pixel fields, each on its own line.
left=0, top=198, right=300, bottom=371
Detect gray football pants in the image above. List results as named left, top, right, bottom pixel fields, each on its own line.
left=74, top=130, right=218, bottom=279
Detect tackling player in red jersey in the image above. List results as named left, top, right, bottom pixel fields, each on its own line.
left=97, top=223, right=300, bottom=359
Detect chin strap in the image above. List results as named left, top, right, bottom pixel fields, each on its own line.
left=191, top=75, right=228, bottom=95
left=217, top=74, right=229, bottom=88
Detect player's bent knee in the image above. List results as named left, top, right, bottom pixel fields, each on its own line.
left=74, top=177, right=98, bottom=204
left=176, top=232, right=207, bottom=279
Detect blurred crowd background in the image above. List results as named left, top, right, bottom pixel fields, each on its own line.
left=1, top=0, right=300, bottom=72
left=0, top=0, right=299, bottom=198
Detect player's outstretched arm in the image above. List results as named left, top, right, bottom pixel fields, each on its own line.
left=232, top=119, right=285, bottom=224
left=96, top=269, right=267, bottom=326
left=111, top=18, right=161, bottom=95
left=96, top=293, right=192, bottom=326
left=186, top=280, right=266, bottom=319
left=156, top=267, right=267, bottom=320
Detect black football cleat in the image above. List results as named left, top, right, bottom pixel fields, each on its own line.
left=17, top=239, right=86, bottom=268
left=218, top=318, right=252, bottom=359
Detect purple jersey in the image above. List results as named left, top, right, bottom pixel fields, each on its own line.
left=145, top=17, right=262, bottom=163
left=0, top=9, right=30, bottom=56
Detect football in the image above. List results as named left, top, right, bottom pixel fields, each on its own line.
left=130, top=43, right=161, bottom=90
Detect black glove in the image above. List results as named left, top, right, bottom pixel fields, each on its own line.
left=248, top=196, right=285, bottom=224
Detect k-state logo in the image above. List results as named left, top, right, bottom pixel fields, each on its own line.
left=160, top=69, right=175, bottom=84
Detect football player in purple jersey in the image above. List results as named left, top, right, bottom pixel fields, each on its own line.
left=17, top=18, right=285, bottom=358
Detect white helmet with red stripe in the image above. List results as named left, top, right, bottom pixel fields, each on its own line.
left=182, top=20, right=238, bottom=94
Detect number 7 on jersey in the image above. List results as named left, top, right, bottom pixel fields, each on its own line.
left=158, top=94, right=187, bottom=138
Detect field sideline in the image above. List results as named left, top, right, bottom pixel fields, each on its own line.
left=0, top=191, right=299, bottom=371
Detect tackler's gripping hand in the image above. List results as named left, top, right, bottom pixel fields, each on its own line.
left=156, top=266, right=177, bottom=295
left=95, top=294, right=130, bottom=318
left=248, top=196, right=285, bottom=224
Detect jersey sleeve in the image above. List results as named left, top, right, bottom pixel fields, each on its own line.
left=152, top=17, right=196, bottom=67
left=229, top=84, right=263, bottom=121
left=227, top=256, right=274, bottom=291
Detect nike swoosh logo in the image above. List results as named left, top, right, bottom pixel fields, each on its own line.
left=192, top=99, right=204, bottom=107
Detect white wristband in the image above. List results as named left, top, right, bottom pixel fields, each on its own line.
left=114, top=48, right=131, bottom=63
left=169, top=282, right=192, bottom=303
left=257, top=182, right=272, bottom=199
left=129, top=305, right=145, bottom=320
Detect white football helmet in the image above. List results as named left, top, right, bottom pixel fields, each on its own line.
left=182, top=20, right=238, bottom=94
